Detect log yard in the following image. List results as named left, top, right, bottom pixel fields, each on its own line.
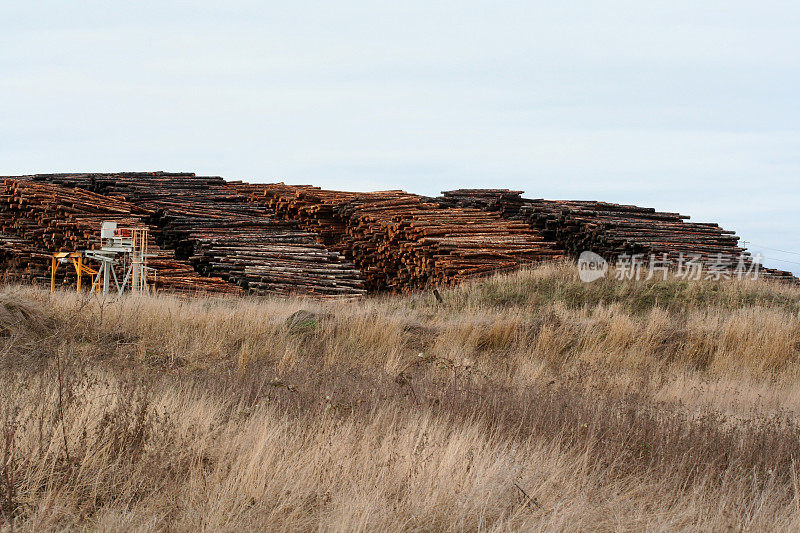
left=0, top=171, right=795, bottom=297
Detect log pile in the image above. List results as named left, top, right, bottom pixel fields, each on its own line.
left=0, top=179, right=242, bottom=295
left=0, top=171, right=793, bottom=293
left=0, top=232, right=51, bottom=285
left=438, top=189, right=799, bottom=283
left=241, top=184, right=564, bottom=291
left=436, top=189, right=527, bottom=217
left=11, top=173, right=366, bottom=297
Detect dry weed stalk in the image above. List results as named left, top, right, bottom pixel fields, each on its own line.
left=0, top=264, right=798, bottom=530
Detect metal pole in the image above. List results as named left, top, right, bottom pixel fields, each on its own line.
left=76, top=255, right=82, bottom=292
left=131, top=230, right=141, bottom=294
left=50, top=256, right=57, bottom=293
left=90, top=269, right=101, bottom=293
left=102, top=260, right=110, bottom=296
left=120, top=265, right=132, bottom=296
left=111, top=265, right=121, bottom=293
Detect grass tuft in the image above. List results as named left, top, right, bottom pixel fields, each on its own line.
left=1, top=263, right=800, bottom=530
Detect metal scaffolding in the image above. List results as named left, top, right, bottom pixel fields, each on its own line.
left=50, top=221, right=156, bottom=296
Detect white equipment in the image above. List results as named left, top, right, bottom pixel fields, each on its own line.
left=83, top=221, right=156, bottom=296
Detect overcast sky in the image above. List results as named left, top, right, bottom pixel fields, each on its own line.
left=2, top=1, right=799, bottom=273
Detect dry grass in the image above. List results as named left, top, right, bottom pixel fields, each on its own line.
left=1, top=263, right=800, bottom=531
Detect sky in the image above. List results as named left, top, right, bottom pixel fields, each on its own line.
left=2, top=1, right=799, bottom=273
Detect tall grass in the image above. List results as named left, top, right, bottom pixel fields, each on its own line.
left=1, top=263, right=800, bottom=531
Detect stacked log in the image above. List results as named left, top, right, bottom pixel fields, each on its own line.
left=242, top=184, right=564, bottom=291
left=0, top=232, right=52, bottom=284
left=435, top=189, right=527, bottom=217
left=15, top=172, right=230, bottom=209
left=10, top=173, right=367, bottom=297
left=0, top=179, right=242, bottom=295
left=186, top=228, right=365, bottom=297
left=438, top=190, right=799, bottom=283
left=0, top=172, right=792, bottom=292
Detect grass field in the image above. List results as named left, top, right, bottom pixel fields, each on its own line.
left=1, top=263, right=800, bottom=531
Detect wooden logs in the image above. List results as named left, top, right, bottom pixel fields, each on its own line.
left=240, top=184, right=564, bottom=291
left=0, top=179, right=242, bottom=295
left=437, top=190, right=799, bottom=284
left=0, top=173, right=792, bottom=294
left=9, top=173, right=366, bottom=298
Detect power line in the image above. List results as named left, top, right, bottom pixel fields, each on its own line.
left=744, top=242, right=800, bottom=256
left=762, top=256, right=800, bottom=267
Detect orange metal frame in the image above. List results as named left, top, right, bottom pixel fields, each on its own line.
left=50, top=252, right=99, bottom=293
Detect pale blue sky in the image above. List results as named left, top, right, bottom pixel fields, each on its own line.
left=2, top=1, right=799, bottom=272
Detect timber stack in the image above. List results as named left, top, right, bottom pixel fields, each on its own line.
left=438, top=189, right=799, bottom=283
left=11, top=173, right=367, bottom=297
left=0, top=231, right=51, bottom=285
left=241, top=184, right=564, bottom=291
left=436, top=189, right=528, bottom=217
left=0, top=171, right=794, bottom=294
left=0, top=179, right=242, bottom=294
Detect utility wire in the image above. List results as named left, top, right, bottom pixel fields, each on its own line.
left=762, top=256, right=800, bottom=267
left=745, top=243, right=800, bottom=256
